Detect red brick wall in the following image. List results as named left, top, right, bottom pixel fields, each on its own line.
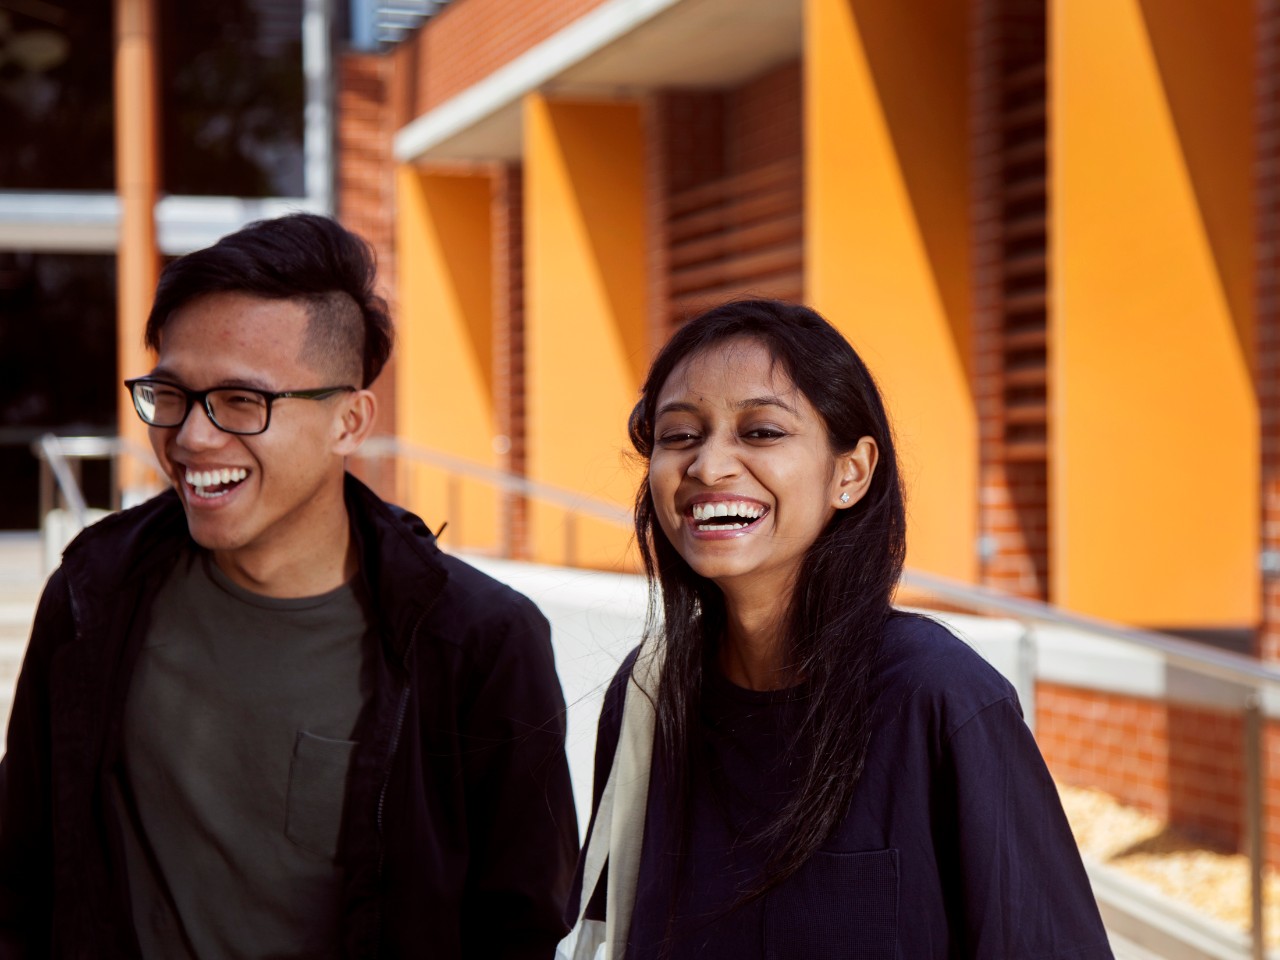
left=646, top=90, right=724, bottom=343
left=1258, top=0, right=1280, bottom=659
left=338, top=52, right=398, bottom=499
left=655, top=61, right=804, bottom=330
left=1037, top=682, right=1248, bottom=853
left=410, top=0, right=612, bottom=115
left=725, top=61, right=803, bottom=175
left=970, top=0, right=1050, bottom=600
left=492, top=162, right=528, bottom=558
left=1264, top=723, right=1280, bottom=863
left=1038, top=683, right=1172, bottom=817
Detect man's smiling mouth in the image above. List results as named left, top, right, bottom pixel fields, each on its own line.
left=185, top=467, right=249, bottom=499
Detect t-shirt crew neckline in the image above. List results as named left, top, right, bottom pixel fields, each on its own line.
left=703, top=657, right=809, bottom=706
left=201, top=550, right=358, bottom=611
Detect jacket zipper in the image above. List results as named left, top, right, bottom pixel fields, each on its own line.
left=371, top=606, right=426, bottom=951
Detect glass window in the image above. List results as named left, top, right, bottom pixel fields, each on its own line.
left=160, top=0, right=305, bottom=197
left=0, top=2, right=114, bottom=190
left=0, top=253, right=117, bottom=529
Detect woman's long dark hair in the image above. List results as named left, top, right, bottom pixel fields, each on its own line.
left=627, top=299, right=907, bottom=899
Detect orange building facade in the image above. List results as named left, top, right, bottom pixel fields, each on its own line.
left=340, top=0, right=1264, bottom=631
left=325, top=0, right=1280, bottom=863
left=85, top=0, right=1280, bottom=863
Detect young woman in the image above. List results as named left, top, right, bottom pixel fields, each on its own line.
left=572, top=300, right=1112, bottom=959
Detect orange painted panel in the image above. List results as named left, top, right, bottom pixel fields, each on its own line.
left=804, top=0, right=977, bottom=583
left=1052, top=0, right=1257, bottom=626
left=395, top=166, right=501, bottom=551
left=523, top=95, right=645, bottom=570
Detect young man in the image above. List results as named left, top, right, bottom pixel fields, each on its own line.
left=0, top=214, right=578, bottom=958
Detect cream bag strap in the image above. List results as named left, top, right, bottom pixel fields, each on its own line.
left=569, top=643, right=664, bottom=960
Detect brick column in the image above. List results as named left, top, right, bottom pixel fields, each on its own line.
left=970, top=0, right=1050, bottom=600
left=337, top=52, right=398, bottom=499
left=493, top=163, right=529, bottom=558
left=1259, top=0, right=1280, bottom=659
left=645, top=90, right=725, bottom=338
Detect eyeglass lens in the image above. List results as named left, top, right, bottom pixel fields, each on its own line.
left=133, top=382, right=269, bottom=434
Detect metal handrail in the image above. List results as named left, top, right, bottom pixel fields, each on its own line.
left=904, top=568, right=1280, bottom=692
left=33, top=435, right=90, bottom=527
left=358, top=436, right=632, bottom=526
left=30, top=433, right=164, bottom=531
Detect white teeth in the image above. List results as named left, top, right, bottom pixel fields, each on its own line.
left=691, top=501, right=765, bottom=522
left=700, top=522, right=747, bottom=531
left=184, top=467, right=248, bottom=491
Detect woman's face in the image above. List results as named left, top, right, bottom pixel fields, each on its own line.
left=648, top=337, right=873, bottom=602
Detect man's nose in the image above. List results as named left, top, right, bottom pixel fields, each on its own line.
left=173, top=399, right=227, bottom=448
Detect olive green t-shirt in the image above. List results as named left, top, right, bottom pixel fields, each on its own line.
left=114, top=547, right=371, bottom=959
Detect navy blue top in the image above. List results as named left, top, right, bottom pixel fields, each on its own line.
left=578, top=613, right=1114, bottom=960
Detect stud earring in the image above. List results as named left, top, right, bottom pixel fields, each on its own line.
left=839, top=493, right=851, bottom=504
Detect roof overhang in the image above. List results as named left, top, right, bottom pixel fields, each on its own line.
left=393, top=0, right=803, bottom=164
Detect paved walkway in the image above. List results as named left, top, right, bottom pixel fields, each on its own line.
left=0, top=533, right=42, bottom=743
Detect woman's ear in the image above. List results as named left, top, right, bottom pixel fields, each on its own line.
left=832, top=436, right=878, bottom=509
left=332, top=389, right=378, bottom=456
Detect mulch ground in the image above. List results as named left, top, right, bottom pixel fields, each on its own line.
left=1059, top=783, right=1280, bottom=946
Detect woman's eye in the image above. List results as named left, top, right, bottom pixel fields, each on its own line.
left=744, top=428, right=787, bottom=441
left=657, top=431, right=700, bottom=447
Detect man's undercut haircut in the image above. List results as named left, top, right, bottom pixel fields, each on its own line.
left=300, top=290, right=365, bottom=386
left=145, top=213, right=393, bottom=387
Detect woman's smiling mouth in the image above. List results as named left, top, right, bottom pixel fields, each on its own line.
left=687, top=499, right=769, bottom=534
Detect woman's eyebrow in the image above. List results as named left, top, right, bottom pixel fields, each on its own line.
left=736, top=396, right=798, bottom=415
left=656, top=400, right=701, bottom=418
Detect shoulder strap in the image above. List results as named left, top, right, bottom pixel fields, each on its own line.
left=572, top=643, right=664, bottom=960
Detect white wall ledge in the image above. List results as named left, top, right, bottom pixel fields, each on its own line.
left=0, top=191, right=324, bottom=255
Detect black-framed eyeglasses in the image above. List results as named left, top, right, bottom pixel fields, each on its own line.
left=124, top=378, right=357, bottom=436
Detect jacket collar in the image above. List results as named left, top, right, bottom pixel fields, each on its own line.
left=344, top=472, right=449, bottom=664
left=58, top=474, right=450, bottom=665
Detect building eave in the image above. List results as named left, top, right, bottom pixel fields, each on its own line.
left=393, top=0, right=803, bottom=164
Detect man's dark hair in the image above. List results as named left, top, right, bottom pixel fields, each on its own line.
left=145, top=213, right=393, bottom=387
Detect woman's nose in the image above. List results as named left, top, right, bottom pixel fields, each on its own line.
left=685, top=434, right=740, bottom=484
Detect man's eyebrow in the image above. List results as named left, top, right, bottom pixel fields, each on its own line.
left=145, top=368, right=274, bottom=391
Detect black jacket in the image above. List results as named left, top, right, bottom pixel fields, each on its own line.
left=0, top=474, right=578, bottom=959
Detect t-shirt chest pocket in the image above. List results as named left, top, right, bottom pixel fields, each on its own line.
left=285, top=731, right=358, bottom=860
left=763, top=848, right=899, bottom=960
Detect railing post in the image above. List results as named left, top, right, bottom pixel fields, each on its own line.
left=1018, top=621, right=1037, bottom=736
left=1245, top=694, right=1265, bottom=960
left=446, top=475, right=461, bottom=548
left=110, top=447, right=122, bottom=511
left=564, top=512, right=578, bottom=568
left=38, top=452, right=53, bottom=524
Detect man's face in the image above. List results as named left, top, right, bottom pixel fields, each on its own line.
left=147, top=291, right=354, bottom=567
